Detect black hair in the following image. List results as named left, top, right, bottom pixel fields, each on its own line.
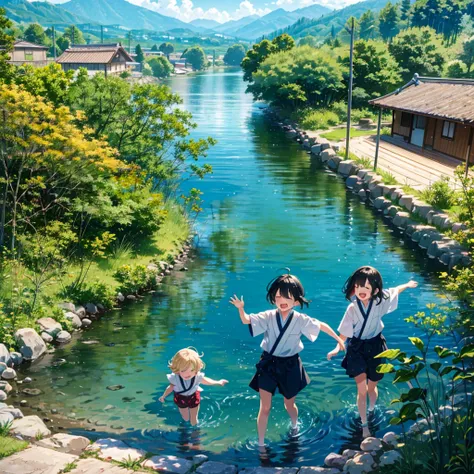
left=266, top=271, right=309, bottom=308
left=342, top=266, right=384, bottom=304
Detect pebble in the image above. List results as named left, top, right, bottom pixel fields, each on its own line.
left=2, top=368, right=17, bottom=380
left=20, top=400, right=28, bottom=406
left=22, top=388, right=42, bottom=396
left=107, top=385, right=124, bottom=391
left=23, top=377, right=32, bottom=383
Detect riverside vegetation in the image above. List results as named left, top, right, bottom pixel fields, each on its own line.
left=0, top=8, right=215, bottom=352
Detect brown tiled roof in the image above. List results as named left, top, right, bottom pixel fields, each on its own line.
left=369, top=75, right=474, bottom=124
left=14, top=40, right=48, bottom=50
left=56, top=45, right=133, bottom=64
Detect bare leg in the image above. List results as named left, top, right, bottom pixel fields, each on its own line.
left=283, top=396, right=298, bottom=428
left=179, top=407, right=190, bottom=422
left=257, top=389, right=273, bottom=446
left=355, top=374, right=370, bottom=438
left=367, top=380, right=379, bottom=411
left=189, top=405, right=200, bottom=426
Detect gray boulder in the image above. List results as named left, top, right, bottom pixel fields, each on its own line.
left=325, top=452, right=346, bottom=469
left=0, top=390, right=6, bottom=401
left=14, top=328, right=46, bottom=361
left=10, top=352, right=22, bottom=366
left=37, top=433, right=90, bottom=455
left=0, top=411, right=14, bottom=425
left=1, top=368, right=16, bottom=380
left=338, top=160, right=357, bottom=177
left=327, top=156, right=342, bottom=171
left=399, top=195, right=415, bottom=211
left=0, top=381, right=12, bottom=393
left=74, top=306, right=86, bottom=319
left=411, top=225, right=437, bottom=243
left=360, top=437, right=383, bottom=452
left=320, top=148, right=336, bottom=163
left=379, top=450, right=402, bottom=466
left=85, top=303, right=98, bottom=315
left=143, top=455, right=194, bottom=474
left=58, top=302, right=75, bottom=312
left=82, top=318, right=92, bottom=327
left=357, top=169, right=370, bottom=179
left=392, top=212, right=411, bottom=229
left=358, top=189, right=368, bottom=201
left=10, top=415, right=51, bottom=440
left=36, top=318, right=62, bottom=337
left=419, top=231, right=443, bottom=249
left=0, top=345, right=12, bottom=367
left=346, top=175, right=359, bottom=189
left=369, top=184, right=384, bottom=200
left=64, top=312, right=82, bottom=329
left=374, top=197, right=392, bottom=211
left=41, top=332, right=53, bottom=343
left=343, top=453, right=375, bottom=474
left=56, top=331, right=72, bottom=344
left=311, top=144, right=322, bottom=155
left=390, top=189, right=404, bottom=201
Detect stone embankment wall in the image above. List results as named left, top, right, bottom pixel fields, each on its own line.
left=271, top=113, right=471, bottom=272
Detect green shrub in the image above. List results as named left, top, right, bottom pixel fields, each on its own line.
left=60, top=281, right=116, bottom=309
left=298, top=109, right=340, bottom=130
left=113, top=264, right=159, bottom=295
left=381, top=126, right=392, bottom=135
left=420, top=176, right=456, bottom=209
left=379, top=170, right=398, bottom=185
left=0, top=436, right=28, bottom=459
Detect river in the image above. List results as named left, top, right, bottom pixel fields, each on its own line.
left=23, top=69, right=446, bottom=466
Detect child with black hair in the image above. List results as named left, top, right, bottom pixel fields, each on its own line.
left=230, top=272, right=345, bottom=447
left=327, top=266, right=418, bottom=437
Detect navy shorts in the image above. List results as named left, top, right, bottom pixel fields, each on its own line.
left=342, top=333, right=388, bottom=382
left=249, top=352, right=310, bottom=399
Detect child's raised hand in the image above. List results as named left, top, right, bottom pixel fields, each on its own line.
left=229, top=295, right=245, bottom=309
left=219, top=379, right=229, bottom=386
left=159, top=396, right=165, bottom=403
left=327, top=348, right=339, bottom=361
left=407, top=280, right=418, bottom=288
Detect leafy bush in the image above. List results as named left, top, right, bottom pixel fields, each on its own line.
left=297, top=108, right=340, bottom=130
left=420, top=176, right=456, bottom=209
left=113, top=264, right=159, bottom=295
left=60, top=281, right=116, bottom=309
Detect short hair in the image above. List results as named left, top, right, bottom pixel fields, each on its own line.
left=342, top=266, right=384, bottom=304
left=266, top=272, right=309, bottom=308
left=168, top=347, right=205, bottom=374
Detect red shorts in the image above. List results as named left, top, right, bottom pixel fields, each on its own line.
left=173, top=391, right=201, bottom=409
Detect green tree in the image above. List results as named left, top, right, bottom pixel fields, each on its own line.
left=62, top=26, right=85, bottom=46
left=359, top=10, right=378, bottom=40
left=159, top=42, right=174, bottom=59
left=389, top=27, right=447, bottom=82
left=248, top=45, right=344, bottom=108
left=400, top=0, right=411, bottom=22
left=56, top=34, right=69, bottom=52
left=223, top=44, right=246, bottom=66
left=340, top=16, right=360, bottom=42
left=23, top=23, right=49, bottom=46
left=151, top=44, right=158, bottom=51
left=299, top=35, right=318, bottom=47
left=379, top=2, right=400, bottom=41
left=135, top=44, right=145, bottom=64
left=67, top=74, right=215, bottom=186
left=444, top=59, right=468, bottom=77
left=148, top=56, right=173, bottom=78
left=347, top=40, right=402, bottom=105
left=460, top=35, right=474, bottom=73
left=0, top=8, right=14, bottom=83
left=241, top=34, right=296, bottom=83
left=11, top=63, right=74, bottom=106
left=185, top=46, right=207, bottom=70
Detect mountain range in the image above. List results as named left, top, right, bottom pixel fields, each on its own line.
left=0, top=0, right=381, bottom=41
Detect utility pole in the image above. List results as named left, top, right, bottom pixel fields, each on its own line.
left=213, top=49, right=216, bottom=67
left=101, top=25, right=104, bottom=44
left=344, top=17, right=355, bottom=160
left=72, top=25, right=75, bottom=46
left=52, top=26, right=56, bottom=59
left=128, top=31, right=132, bottom=54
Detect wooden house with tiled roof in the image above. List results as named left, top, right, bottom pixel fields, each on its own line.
left=8, top=40, right=49, bottom=67
left=56, top=43, right=133, bottom=76
left=369, top=74, right=474, bottom=169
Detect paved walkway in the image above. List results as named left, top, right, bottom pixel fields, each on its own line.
left=349, top=135, right=462, bottom=190
left=0, top=445, right=144, bottom=474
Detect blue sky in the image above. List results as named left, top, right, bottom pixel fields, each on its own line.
left=32, top=0, right=358, bottom=23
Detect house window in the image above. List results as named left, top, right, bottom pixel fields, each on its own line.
left=442, top=120, right=455, bottom=139
left=24, top=51, right=33, bottom=61
left=400, top=112, right=412, bottom=128
left=414, top=115, right=426, bottom=129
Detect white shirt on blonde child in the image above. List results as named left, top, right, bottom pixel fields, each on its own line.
left=166, top=372, right=205, bottom=395
left=248, top=309, right=321, bottom=357
left=337, top=288, right=399, bottom=340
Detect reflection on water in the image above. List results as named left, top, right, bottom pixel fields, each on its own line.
left=23, top=69, right=447, bottom=466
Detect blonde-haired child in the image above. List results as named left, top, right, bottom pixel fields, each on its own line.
left=159, top=347, right=228, bottom=425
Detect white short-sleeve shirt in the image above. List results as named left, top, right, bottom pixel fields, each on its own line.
left=166, top=371, right=205, bottom=395
left=248, top=309, right=321, bottom=357
left=337, top=288, right=399, bottom=340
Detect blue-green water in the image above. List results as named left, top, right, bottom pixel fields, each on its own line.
left=24, top=70, right=446, bottom=466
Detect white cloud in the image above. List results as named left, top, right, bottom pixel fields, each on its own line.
left=126, top=0, right=270, bottom=23
left=276, top=0, right=293, bottom=6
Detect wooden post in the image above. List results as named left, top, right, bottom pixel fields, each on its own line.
left=101, top=25, right=104, bottom=44
left=374, top=107, right=382, bottom=171
left=52, top=26, right=56, bottom=59
left=465, top=126, right=474, bottom=177
left=345, top=17, right=355, bottom=160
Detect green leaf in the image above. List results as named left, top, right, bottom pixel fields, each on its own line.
left=400, top=388, right=425, bottom=402
left=377, top=363, right=395, bottom=374
left=389, top=416, right=402, bottom=425
left=460, top=344, right=474, bottom=358
left=440, top=366, right=459, bottom=377
left=394, top=368, right=418, bottom=383
left=409, top=337, right=425, bottom=352
left=454, top=372, right=474, bottom=381
left=399, top=402, right=421, bottom=421
left=430, top=362, right=442, bottom=372
left=434, top=346, right=456, bottom=359
left=375, top=348, right=401, bottom=359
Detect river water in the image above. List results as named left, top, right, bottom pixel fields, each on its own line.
left=24, top=69, right=446, bottom=466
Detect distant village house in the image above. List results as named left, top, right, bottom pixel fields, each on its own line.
left=56, top=43, right=133, bottom=76
left=7, top=40, right=49, bottom=67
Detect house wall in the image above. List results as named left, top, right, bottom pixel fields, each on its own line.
left=10, top=47, right=48, bottom=66
left=433, top=119, right=471, bottom=161
left=392, top=110, right=411, bottom=138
